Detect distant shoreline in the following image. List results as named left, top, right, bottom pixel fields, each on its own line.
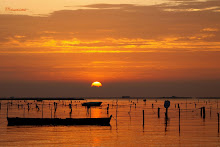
left=0, top=96, right=220, bottom=100
left=0, top=97, right=84, bottom=101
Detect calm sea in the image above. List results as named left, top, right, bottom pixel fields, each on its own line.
left=0, top=98, right=220, bottom=146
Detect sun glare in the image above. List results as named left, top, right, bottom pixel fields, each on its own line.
left=91, top=81, right=102, bottom=87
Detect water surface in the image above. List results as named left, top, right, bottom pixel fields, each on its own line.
left=0, top=98, right=220, bottom=146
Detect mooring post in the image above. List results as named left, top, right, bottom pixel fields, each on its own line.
left=158, top=107, right=160, bottom=118
left=51, top=106, right=52, bottom=118
left=200, top=107, right=203, bottom=117
left=116, top=105, right=118, bottom=120
left=143, top=110, right=145, bottom=127
left=164, top=100, right=170, bottom=128
left=116, top=104, right=118, bottom=127
left=165, top=111, right=168, bottom=132
left=107, top=104, right=109, bottom=114
left=203, top=107, right=206, bottom=119
left=178, top=103, right=180, bottom=108
left=54, top=107, right=56, bottom=118
left=165, top=108, right=168, bottom=119
left=179, top=108, right=180, bottom=134
left=42, top=103, right=43, bottom=118
left=27, top=103, right=30, bottom=111
left=218, top=113, right=219, bottom=133
left=70, top=108, right=72, bottom=118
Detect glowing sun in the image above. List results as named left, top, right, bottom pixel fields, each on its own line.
left=91, top=81, right=102, bottom=87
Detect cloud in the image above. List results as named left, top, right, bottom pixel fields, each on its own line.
left=82, top=4, right=134, bottom=9
left=202, top=28, right=219, bottom=32
left=0, top=1, right=220, bottom=54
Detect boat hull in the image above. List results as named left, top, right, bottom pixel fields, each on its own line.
left=7, top=116, right=112, bottom=126
left=82, top=102, right=102, bottom=106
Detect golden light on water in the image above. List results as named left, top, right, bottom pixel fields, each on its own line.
left=91, top=81, right=102, bottom=87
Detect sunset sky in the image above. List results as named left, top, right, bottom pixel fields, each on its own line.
left=0, top=0, right=220, bottom=97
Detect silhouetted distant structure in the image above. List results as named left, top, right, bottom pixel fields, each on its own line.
left=122, top=96, right=130, bottom=98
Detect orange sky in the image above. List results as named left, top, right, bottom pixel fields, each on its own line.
left=0, top=0, right=220, bottom=96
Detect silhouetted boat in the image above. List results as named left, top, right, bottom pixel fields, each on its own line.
left=7, top=115, right=112, bottom=126
left=82, top=102, right=102, bottom=106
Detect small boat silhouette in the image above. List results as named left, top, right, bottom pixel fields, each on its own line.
left=82, top=102, right=102, bottom=107
left=7, top=115, right=112, bottom=126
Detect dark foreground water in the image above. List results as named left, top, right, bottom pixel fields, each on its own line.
left=0, top=98, right=220, bottom=146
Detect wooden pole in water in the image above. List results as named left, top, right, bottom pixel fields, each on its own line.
left=143, top=110, right=144, bottom=127
left=203, top=107, right=206, bottom=119
left=179, top=108, right=180, bottom=133
left=158, top=107, right=160, bottom=118
left=27, top=103, right=30, bottom=112
left=107, top=104, right=109, bottom=114
left=200, top=107, right=203, bottom=117
left=51, top=106, right=52, bottom=118
left=116, top=105, right=118, bottom=119
left=218, top=113, right=219, bottom=133
left=116, top=104, right=118, bottom=127
left=42, top=103, right=43, bottom=118
left=165, top=108, right=168, bottom=119
left=90, top=107, right=91, bottom=118
left=70, top=108, right=72, bottom=118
